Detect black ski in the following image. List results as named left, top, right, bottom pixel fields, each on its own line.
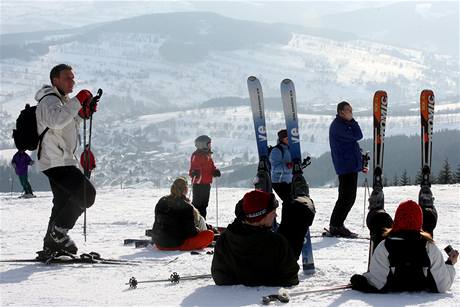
left=1, top=251, right=138, bottom=265
left=419, top=90, right=435, bottom=208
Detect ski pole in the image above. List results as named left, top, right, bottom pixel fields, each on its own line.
left=262, top=284, right=352, bottom=304
left=83, top=109, right=87, bottom=242
left=10, top=165, right=14, bottom=197
left=127, top=272, right=212, bottom=289
left=215, top=178, right=219, bottom=228
left=363, top=177, right=369, bottom=227
left=188, top=176, right=195, bottom=200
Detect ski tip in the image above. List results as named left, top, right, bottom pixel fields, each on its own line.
left=248, top=76, right=258, bottom=81
left=281, top=78, right=292, bottom=84
left=420, top=89, right=435, bottom=102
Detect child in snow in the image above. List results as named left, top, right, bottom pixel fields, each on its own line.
left=11, top=150, right=35, bottom=198
left=269, top=129, right=293, bottom=203
left=211, top=178, right=315, bottom=287
left=189, top=135, right=221, bottom=218
left=152, top=177, right=214, bottom=251
left=351, top=200, right=457, bottom=293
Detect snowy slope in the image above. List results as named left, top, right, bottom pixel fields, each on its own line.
left=1, top=184, right=459, bottom=306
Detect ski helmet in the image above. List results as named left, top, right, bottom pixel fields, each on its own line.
left=194, top=135, right=211, bottom=150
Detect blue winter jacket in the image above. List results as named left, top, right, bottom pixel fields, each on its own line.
left=269, top=143, right=293, bottom=183
left=329, top=116, right=364, bottom=175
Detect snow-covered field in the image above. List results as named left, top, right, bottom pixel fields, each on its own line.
left=1, top=184, right=459, bottom=306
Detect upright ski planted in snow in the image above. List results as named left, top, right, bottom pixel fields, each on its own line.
left=280, top=79, right=314, bottom=274
left=419, top=90, right=435, bottom=209
left=248, top=76, right=271, bottom=192
left=369, top=90, right=388, bottom=208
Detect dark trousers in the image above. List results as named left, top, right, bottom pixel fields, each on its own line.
left=330, top=172, right=358, bottom=227
left=272, top=182, right=292, bottom=203
left=43, top=166, right=96, bottom=231
left=192, top=183, right=211, bottom=219
left=18, top=174, right=33, bottom=194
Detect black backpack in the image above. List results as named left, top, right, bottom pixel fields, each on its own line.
left=384, top=235, right=437, bottom=292
left=12, top=93, right=59, bottom=159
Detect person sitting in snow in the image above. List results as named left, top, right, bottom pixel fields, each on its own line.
left=151, top=177, right=214, bottom=251
left=211, top=177, right=315, bottom=287
left=351, top=200, right=457, bottom=293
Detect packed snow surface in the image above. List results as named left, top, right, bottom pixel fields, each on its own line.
left=1, top=184, right=459, bottom=306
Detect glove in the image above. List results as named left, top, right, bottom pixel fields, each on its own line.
left=362, top=167, right=369, bottom=174
left=286, top=162, right=294, bottom=169
left=213, top=169, right=221, bottom=177
left=191, top=170, right=200, bottom=178
left=77, top=90, right=97, bottom=119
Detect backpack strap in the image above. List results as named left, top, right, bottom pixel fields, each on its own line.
left=36, top=93, right=61, bottom=160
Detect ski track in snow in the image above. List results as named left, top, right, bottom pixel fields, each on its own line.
left=1, top=184, right=459, bottom=306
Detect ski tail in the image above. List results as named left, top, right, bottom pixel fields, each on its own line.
left=280, top=79, right=301, bottom=167
left=280, top=78, right=314, bottom=274
left=420, top=89, right=435, bottom=186
left=248, top=76, right=272, bottom=192
left=248, top=76, right=269, bottom=160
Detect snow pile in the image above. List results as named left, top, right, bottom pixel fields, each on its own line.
left=1, top=184, right=459, bottom=306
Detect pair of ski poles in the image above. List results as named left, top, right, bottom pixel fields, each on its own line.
left=82, top=89, right=103, bottom=242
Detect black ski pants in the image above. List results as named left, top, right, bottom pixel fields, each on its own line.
left=43, top=166, right=96, bottom=231
left=272, top=182, right=293, bottom=203
left=330, top=172, right=358, bottom=227
left=192, top=183, right=211, bottom=219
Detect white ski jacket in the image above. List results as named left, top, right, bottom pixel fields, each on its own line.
left=364, top=238, right=456, bottom=293
left=35, top=85, right=82, bottom=171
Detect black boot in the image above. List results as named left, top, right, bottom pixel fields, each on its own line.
left=43, top=226, right=78, bottom=254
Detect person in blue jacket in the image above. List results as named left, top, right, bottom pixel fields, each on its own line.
left=328, top=101, right=365, bottom=237
left=269, top=129, right=293, bottom=203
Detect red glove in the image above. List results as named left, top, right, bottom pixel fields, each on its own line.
left=362, top=167, right=369, bottom=174
left=76, top=90, right=97, bottom=119
left=286, top=162, right=294, bottom=169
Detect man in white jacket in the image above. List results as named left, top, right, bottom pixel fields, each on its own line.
left=36, top=64, right=98, bottom=254
left=351, top=200, right=457, bottom=293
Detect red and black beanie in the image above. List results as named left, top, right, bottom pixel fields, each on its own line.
left=241, top=190, right=278, bottom=222
left=392, top=200, right=423, bottom=232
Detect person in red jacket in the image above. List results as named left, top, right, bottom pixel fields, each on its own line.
left=189, top=135, right=221, bottom=218
left=80, top=144, right=96, bottom=178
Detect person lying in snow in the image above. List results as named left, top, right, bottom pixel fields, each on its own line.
left=211, top=177, right=315, bottom=287
left=151, top=177, right=214, bottom=251
left=351, top=200, right=457, bottom=293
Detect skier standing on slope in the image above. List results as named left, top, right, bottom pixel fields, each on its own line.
left=36, top=64, right=98, bottom=254
left=269, top=129, right=293, bottom=203
left=211, top=179, right=315, bottom=286
left=351, top=200, right=457, bottom=293
left=11, top=150, right=35, bottom=198
left=328, top=101, right=365, bottom=238
left=151, top=177, right=214, bottom=251
left=189, top=135, right=221, bottom=219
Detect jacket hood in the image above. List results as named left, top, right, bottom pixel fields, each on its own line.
left=35, top=85, right=65, bottom=102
